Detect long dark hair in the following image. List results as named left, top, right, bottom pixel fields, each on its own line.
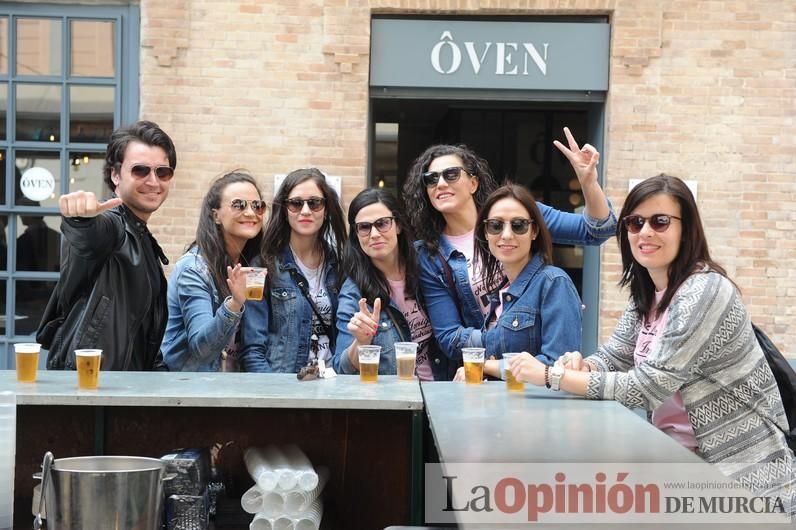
left=261, top=167, right=346, bottom=272
left=341, top=188, right=419, bottom=303
left=474, top=184, right=553, bottom=286
left=190, top=170, right=264, bottom=299
left=402, top=144, right=498, bottom=253
left=618, top=174, right=729, bottom=319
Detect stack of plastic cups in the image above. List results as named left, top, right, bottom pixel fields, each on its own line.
left=242, top=445, right=326, bottom=530
left=0, top=391, right=16, bottom=530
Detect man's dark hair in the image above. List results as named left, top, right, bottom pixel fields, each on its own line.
left=103, top=120, right=177, bottom=192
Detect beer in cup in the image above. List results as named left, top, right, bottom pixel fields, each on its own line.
left=394, top=342, right=418, bottom=380
left=357, top=345, right=381, bottom=383
left=75, top=349, right=102, bottom=390
left=502, top=352, right=524, bottom=392
left=245, top=267, right=267, bottom=301
left=14, top=343, right=40, bottom=383
left=461, top=347, right=485, bottom=385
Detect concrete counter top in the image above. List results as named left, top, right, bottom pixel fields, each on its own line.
left=0, top=371, right=423, bottom=410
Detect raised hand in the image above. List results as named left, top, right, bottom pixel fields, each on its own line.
left=59, top=191, right=123, bottom=218
left=553, top=126, right=599, bottom=189
left=347, top=297, right=381, bottom=345
left=226, top=264, right=254, bottom=309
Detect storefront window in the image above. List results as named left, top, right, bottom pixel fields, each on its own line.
left=69, top=85, right=114, bottom=143
left=15, top=83, right=61, bottom=142
left=70, top=19, right=114, bottom=77
left=16, top=18, right=62, bottom=76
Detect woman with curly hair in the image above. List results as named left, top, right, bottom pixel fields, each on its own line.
left=402, top=128, right=616, bottom=379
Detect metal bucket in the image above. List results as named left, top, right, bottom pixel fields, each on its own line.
left=42, top=455, right=166, bottom=530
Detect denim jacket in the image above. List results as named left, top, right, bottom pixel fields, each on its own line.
left=482, top=253, right=582, bottom=365
left=238, top=246, right=338, bottom=373
left=418, top=201, right=615, bottom=365
left=161, top=248, right=243, bottom=372
left=332, top=277, right=448, bottom=380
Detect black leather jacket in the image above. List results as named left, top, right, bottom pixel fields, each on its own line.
left=37, top=205, right=169, bottom=371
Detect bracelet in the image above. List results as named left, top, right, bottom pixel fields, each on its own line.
left=544, top=365, right=551, bottom=389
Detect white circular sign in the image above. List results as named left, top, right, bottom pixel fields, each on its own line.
left=20, top=167, right=55, bottom=202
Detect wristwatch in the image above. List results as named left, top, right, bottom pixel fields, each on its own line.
left=549, top=364, right=565, bottom=391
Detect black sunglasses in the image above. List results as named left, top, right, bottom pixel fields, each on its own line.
left=422, top=166, right=466, bottom=188
left=622, top=214, right=681, bottom=234
left=285, top=196, right=326, bottom=213
left=355, top=216, right=395, bottom=237
left=229, top=198, right=266, bottom=214
left=483, top=218, right=534, bottom=236
left=129, top=164, right=175, bottom=181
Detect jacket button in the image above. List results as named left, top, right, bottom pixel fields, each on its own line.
left=282, top=291, right=287, bottom=296
left=434, top=358, right=440, bottom=364
left=505, top=295, right=512, bottom=302
left=381, top=322, right=388, bottom=328
left=512, top=319, right=519, bottom=328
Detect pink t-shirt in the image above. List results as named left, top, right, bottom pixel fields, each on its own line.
left=389, top=279, right=434, bottom=381
left=634, top=291, right=699, bottom=451
left=442, top=230, right=501, bottom=316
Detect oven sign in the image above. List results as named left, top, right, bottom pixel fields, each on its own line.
left=20, top=167, right=56, bottom=202
left=431, top=31, right=548, bottom=76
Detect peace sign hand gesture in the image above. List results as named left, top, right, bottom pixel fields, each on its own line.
left=553, top=127, right=600, bottom=189
left=347, top=297, right=381, bottom=345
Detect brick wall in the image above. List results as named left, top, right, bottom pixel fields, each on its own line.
left=138, top=0, right=795, bottom=355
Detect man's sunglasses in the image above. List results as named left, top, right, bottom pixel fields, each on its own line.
left=483, top=218, right=534, bottom=236
left=229, top=198, right=266, bottom=214
left=355, top=216, right=395, bottom=237
left=130, top=164, right=175, bottom=181
left=422, top=166, right=466, bottom=188
left=285, top=197, right=326, bottom=213
left=622, top=214, right=681, bottom=234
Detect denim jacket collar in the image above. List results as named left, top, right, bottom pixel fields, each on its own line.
left=505, top=253, right=545, bottom=298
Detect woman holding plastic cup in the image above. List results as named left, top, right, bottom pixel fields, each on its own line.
left=162, top=170, right=266, bottom=371
left=453, top=184, right=582, bottom=382
left=332, top=189, right=443, bottom=380
left=403, top=129, right=616, bottom=379
left=239, top=168, right=346, bottom=372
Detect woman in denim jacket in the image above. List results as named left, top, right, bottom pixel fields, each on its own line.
left=238, top=168, right=346, bottom=372
left=333, top=189, right=444, bottom=379
left=402, top=129, right=615, bottom=379
left=162, top=171, right=266, bottom=371
left=452, top=185, right=582, bottom=381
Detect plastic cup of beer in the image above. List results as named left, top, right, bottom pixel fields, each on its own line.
left=394, top=342, right=418, bottom=380
left=14, top=343, right=40, bottom=383
left=358, top=345, right=381, bottom=383
left=461, top=347, right=485, bottom=385
left=75, top=349, right=102, bottom=390
left=502, top=353, right=524, bottom=392
left=245, top=267, right=267, bottom=301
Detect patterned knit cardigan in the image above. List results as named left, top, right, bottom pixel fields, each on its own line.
left=585, top=271, right=795, bottom=516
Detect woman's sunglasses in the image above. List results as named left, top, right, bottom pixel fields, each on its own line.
left=483, top=218, right=533, bottom=236
left=422, top=166, right=465, bottom=188
left=355, top=216, right=395, bottom=237
left=130, top=164, right=175, bottom=181
left=622, top=214, right=681, bottom=234
left=285, top=197, right=326, bottom=213
left=229, top=198, right=266, bottom=215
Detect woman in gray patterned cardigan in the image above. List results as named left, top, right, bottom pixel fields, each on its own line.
left=507, top=174, right=794, bottom=518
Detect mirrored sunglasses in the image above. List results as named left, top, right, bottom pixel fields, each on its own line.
left=622, top=214, right=681, bottom=234
left=285, top=196, right=326, bottom=213
left=355, top=216, right=395, bottom=237
left=130, top=164, right=175, bottom=181
left=483, top=218, right=534, bottom=236
left=230, top=198, right=266, bottom=214
left=422, top=166, right=465, bottom=188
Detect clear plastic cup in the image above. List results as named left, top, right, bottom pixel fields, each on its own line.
left=246, top=267, right=267, bottom=301
left=357, top=345, right=381, bottom=383
left=502, top=352, right=524, bottom=392
left=75, top=349, right=102, bottom=390
left=461, top=347, right=485, bottom=385
left=394, top=342, right=418, bottom=380
left=14, top=343, right=40, bottom=383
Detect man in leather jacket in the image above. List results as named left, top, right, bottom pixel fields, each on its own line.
left=36, top=121, right=176, bottom=370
